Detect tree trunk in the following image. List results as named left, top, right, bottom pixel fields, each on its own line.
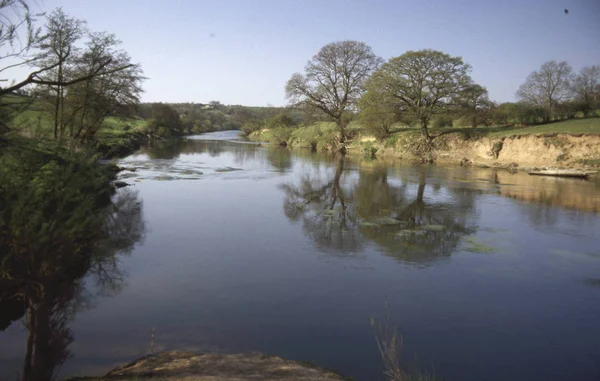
left=336, top=117, right=347, bottom=154
left=420, top=117, right=432, bottom=143
left=31, top=301, right=53, bottom=381
left=53, top=62, right=64, bottom=139
left=22, top=305, right=36, bottom=381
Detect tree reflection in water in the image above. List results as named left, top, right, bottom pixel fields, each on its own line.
left=280, top=157, right=478, bottom=263
left=0, top=188, right=145, bottom=381
left=281, top=156, right=362, bottom=253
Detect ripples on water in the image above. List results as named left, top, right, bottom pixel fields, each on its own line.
left=1, top=131, right=599, bottom=381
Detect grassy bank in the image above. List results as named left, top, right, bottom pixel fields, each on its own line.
left=6, top=102, right=150, bottom=159
left=248, top=118, right=600, bottom=170
left=453, top=117, right=600, bottom=138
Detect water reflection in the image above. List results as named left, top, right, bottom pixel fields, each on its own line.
left=495, top=171, right=600, bottom=213
left=281, top=156, right=361, bottom=253
left=266, top=148, right=293, bottom=173
left=0, top=190, right=145, bottom=381
left=4, top=133, right=596, bottom=381
left=280, top=158, right=479, bottom=263
left=358, top=165, right=477, bottom=263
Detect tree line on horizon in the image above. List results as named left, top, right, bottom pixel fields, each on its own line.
left=282, top=40, right=599, bottom=145
left=139, top=41, right=599, bottom=145
left=0, top=4, right=143, bottom=144
left=1, top=2, right=598, bottom=146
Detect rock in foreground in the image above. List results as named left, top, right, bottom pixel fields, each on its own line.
left=74, top=351, right=348, bottom=381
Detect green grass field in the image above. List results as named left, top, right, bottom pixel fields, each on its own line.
left=485, top=118, right=600, bottom=137
left=388, top=117, right=600, bottom=139
left=7, top=105, right=146, bottom=142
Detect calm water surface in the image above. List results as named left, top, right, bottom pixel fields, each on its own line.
left=2, top=130, right=600, bottom=381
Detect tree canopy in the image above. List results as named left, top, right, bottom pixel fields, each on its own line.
left=285, top=40, right=382, bottom=147
left=516, top=60, right=573, bottom=121
left=571, top=65, right=600, bottom=117
left=362, top=49, right=474, bottom=140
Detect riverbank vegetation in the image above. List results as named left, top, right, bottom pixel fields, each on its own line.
left=1, top=1, right=598, bottom=380
left=1, top=4, right=147, bottom=381
left=243, top=41, right=599, bottom=166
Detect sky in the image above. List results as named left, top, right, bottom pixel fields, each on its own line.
left=7, top=0, right=600, bottom=106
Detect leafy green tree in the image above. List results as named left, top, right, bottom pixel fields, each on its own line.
left=0, top=143, right=145, bottom=381
left=358, top=89, right=398, bottom=139
left=432, top=114, right=454, bottom=128
left=266, top=111, right=297, bottom=129
left=516, top=60, right=573, bottom=122
left=69, top=32, right=144, bottom=142
left=1, top=6, right=141, bottom=141
left=36, top=8, right=86, bottom=138
left=33, top=10, right=143, bottom=141
left=145, top=103, right=183, bottom=137
left=457, top=84, right=494, bottom=127
left=285, top=40, right=382, bottom=149
left=493, top=102, right=544, bottom=125
left=363, top=49, right=473, bottom=141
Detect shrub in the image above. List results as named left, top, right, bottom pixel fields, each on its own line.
left=433, top=115, right=453, bottom=128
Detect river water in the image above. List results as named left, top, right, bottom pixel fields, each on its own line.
left=1, top=130, right=600, bottom=381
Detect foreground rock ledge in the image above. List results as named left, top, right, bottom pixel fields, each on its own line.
left=72, top=351, right=349, bottom=381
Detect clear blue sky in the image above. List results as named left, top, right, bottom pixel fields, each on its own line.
left=30, top=0, right=600, bottom=106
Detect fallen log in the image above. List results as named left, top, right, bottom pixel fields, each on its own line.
left=528, top=169, right=592, bottom=179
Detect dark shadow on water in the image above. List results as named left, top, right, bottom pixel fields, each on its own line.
left=0, top=175, right=145, bottom=381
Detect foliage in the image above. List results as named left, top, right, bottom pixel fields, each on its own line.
left=0, top=6, right=143, bottom=146
left=289, top=122, right=341, bottom=151
left=362, top=141, right=378, bottom=157
left=490, top=141, right=503, bottom=158
left=456, top=84, right=494, bottom=127
left=286, top=40, right=382, bottom=145
left=142, top=103, right=183, bottom=137
left=358, top=89, right=397, bottom=139
left=0, top=142, right=114, bottom=269
left=32, top=9, right=144, bottom=142
left=268, top=126, right=294, bottom=146
left=266, top=111, right=298, bottom=129
left=0, top=137, right=145, bottom=381
left=432, top=115, right=453, bottom=128
left=363, top=49, right=474, bottom=140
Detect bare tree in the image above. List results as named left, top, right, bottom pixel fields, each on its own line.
left=285, top=40, right=382, bottom=150
left=516, top=60, right=573, bottom=122
left=572, top=65, right=599, bottom=117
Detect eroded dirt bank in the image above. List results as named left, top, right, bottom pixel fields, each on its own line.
left=349, top=133, right=600, bottom=171
left=443, top=133, right=600, bottom=168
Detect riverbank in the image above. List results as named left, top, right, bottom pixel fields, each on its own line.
left=247, top=120, right=600, bottom=173
left=68, top=351, right=349, bottom=381
left=95, top=130, right=150, bottom=159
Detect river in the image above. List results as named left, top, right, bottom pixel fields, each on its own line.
left=1, top=130, right=600, bottom=381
